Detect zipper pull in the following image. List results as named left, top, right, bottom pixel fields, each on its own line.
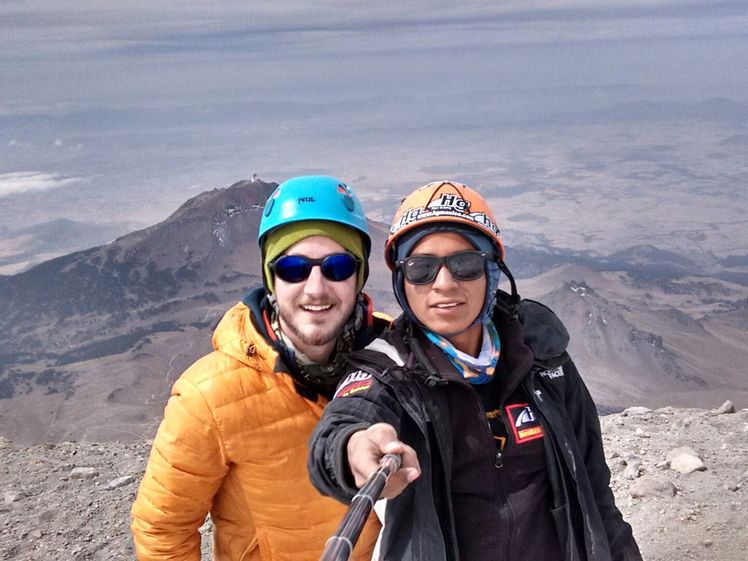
left=494, top=451, right=504, bottom=469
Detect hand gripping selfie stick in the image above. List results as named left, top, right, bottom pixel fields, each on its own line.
left=319, top=453, right=402, bottom=561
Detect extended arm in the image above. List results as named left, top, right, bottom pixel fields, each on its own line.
left=308, top=368, right=419, bottom=503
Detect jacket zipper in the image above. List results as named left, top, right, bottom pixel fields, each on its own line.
left=492, top=405, right=514, bottom=560
left=494, top=449, right=504, bottom=468
left=461, top=381, right=515, bottom=559
left=453, top=379, right=499, bottom=470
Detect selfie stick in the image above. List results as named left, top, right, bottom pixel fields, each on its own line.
left=319, top=453, right=401, bottom=561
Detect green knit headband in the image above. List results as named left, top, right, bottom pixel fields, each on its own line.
left=263, top=220, right=366, bottom=293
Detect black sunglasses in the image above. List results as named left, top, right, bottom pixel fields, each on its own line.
left=270, top=253, right=360, bottom=284
left=397, top=250, right=493, bottom=285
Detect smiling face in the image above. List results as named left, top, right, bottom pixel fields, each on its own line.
left=273, top=235, right=358, bottom=363
left=403, top=232, right=486, bottom=356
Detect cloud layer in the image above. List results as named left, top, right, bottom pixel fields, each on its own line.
left=0, top=172, right=83, bottom=198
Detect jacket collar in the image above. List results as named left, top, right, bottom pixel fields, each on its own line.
left=211, top=297, right=279, bottom=374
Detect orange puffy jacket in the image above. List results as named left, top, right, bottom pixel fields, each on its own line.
left=131, top=301, right=381, bottom=560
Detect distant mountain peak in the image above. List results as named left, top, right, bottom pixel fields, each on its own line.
left=169, top=178, right=277, bottom=222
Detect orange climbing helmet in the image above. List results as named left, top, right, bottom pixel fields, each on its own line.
left=384, top=181, right=505, bottom=269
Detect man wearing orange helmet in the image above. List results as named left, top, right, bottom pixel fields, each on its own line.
left=309, top=181, right=641, bottom=561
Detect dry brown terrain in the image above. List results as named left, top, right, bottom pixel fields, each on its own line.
left=1, top=403, right=746, bottom=560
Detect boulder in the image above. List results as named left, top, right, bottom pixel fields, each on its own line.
left=622, top=406, right=653, bottom=416
left=666, top=447, right=706, bottom=474
left=714, top=400, right=735, bottom=415
left=70, top=467, right=98, bottom=480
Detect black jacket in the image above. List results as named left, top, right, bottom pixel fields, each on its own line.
left=308, top=294, right=642, bottom=561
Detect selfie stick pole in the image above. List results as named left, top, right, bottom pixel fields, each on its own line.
left=319, top=453, right=401, bottom=561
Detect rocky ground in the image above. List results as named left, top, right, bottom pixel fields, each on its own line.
left=1, top=403, right=746, bottom=560
left=601, top=401, right=748, bottom=561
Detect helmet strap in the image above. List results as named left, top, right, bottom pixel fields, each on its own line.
left=497, top=260, right=521, bottom=314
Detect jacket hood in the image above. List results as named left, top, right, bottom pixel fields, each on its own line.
left=515, top=298, right=570, bottom=361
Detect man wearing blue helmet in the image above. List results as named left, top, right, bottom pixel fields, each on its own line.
left=132, top=176, right=386, bottom=561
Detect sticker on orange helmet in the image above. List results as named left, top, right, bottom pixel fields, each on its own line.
left=389, top=191, right=500, bottom=237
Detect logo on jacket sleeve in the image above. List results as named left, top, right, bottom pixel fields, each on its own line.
left=505, top=403, right=544, bottom=444
left=334, top=370, right=372, bottom=399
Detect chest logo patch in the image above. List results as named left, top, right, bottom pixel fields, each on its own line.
left=334, top=370, right=372, bottom=399
left=505, top=403, right=545, bottom=444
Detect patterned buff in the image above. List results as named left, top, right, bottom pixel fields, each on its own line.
left=268, top=294, right=364, bottom=392
left=425, top=321, right=501, bottom=384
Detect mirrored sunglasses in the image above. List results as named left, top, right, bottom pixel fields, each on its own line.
left=397, top=250, right=493, bottom=285
left=270, top=253, right=360, bottom=283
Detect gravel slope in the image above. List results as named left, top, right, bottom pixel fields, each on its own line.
left=1, top=404, right=746, bottom=560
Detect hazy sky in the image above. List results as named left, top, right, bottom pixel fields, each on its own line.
left=4, top=1, right=747, bottom=109
left=2, top=1, right=747, bottom=251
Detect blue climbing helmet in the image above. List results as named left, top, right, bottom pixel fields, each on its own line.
left=258, top=176, right=371, bottom=292
left=259, top=175, right=371, bottom=254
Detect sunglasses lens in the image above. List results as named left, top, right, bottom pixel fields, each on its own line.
left=321, top=253, right=358, bottom=281
left=403, top=256, right=441, bottom=285
left=273, top=255, right=312, bottom=283
left=401, top=251, right=489, bottom=284
left=272, top=253, right=358, bottom=283
left=447, top=251, right=486, bottom=281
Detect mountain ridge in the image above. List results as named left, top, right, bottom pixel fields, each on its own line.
left=1, top=178, right=746, bottom=443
